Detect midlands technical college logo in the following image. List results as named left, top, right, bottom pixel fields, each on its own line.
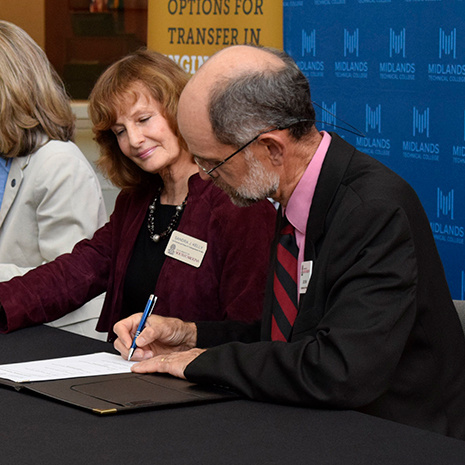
left=402, top=107, right=440, bottom=162
left=428, top=28, right=465, bottom=83
left=439, top=27, right=456, bottom=59
left=413, top=107, right=429, bottom=137
left=379, top=28, right=415, bottom=81
left=296, top=29, right=324, bottom=78
left=430, top=188, right=464, bottom=245
left=344, top=28, right=359, bottom=57
left=366, top=104, right=382, bottom=133
left=437, top=188, right=454, bottom=220
left=355, top=104, right=391, bottom=157
left=319, top=101, right=337, bottom=131
left=452, top=110, right=465, bottom=165
left=335, top=28, right=368, bottom=79
left=302, top=29, right=316, bottom=57
left=390, top=28, right=406, bottom=58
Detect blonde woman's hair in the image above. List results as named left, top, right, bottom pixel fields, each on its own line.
left=0, top=20, right=75, bottom=158
left=89, top=48, right=190, bottom=191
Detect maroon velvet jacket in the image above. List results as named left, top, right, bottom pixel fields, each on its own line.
left=0, top=174, right=276, bottom=339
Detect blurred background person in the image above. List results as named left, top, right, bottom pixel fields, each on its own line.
left=0, top=49, right=276, bottom=340
left=0, top=20, right=107, bottom=338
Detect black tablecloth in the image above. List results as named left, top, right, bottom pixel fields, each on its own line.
left=1, top=326, right=464, bottom=465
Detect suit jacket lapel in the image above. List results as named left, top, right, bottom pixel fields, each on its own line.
left=261, top=133, right=357, bottom=341
left=0, top=156, right=30, bottom=229
left=293, top=133, right=356, bottom=336
left=305, top=133, right=355, bottom=251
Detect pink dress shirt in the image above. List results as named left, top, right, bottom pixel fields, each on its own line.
left=284, top=131, right=331, bottom=301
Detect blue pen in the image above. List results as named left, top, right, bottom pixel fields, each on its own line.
left=127, top=294, right=158, bottom=361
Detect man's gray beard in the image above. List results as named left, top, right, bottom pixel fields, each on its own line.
left=212, top=155, right=279, bottom=207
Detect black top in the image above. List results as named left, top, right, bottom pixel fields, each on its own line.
left=122, top=198, right=184, bottom=318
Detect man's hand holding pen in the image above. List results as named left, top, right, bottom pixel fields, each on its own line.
left=113, top=313, right=206, bottom=380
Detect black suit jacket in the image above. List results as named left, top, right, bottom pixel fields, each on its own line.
left=187, top=133, right=465, bottom=439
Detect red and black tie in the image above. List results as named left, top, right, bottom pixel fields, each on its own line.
left=271, top=217, right=299, bottom=341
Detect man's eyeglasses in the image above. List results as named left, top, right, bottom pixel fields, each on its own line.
left=193, top=113, right=364, bottom=177
left=194, top=123, right=304, bottom=177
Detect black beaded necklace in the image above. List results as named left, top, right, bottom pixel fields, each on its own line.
left=147, top=188, right=188, bottom=243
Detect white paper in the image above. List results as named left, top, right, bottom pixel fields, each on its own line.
left=0, top=352, right=136, bottom=383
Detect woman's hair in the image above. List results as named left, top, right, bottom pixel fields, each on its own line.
left=88, top=48, right=190, bottom=190
left=0, top=20, right=75, bottom=158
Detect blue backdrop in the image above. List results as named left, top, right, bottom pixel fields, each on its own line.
left=283, top=0, right=465, bottom=299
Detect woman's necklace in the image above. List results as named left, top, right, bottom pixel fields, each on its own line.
left=147, top=188, right=188, bottom=243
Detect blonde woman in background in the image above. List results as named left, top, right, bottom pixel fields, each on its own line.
left=0, top=21, right=107, bottom=338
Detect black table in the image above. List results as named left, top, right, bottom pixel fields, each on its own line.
left=1, top=326, right=465, bottom=465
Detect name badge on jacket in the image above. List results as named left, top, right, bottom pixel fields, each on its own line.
left=300, top=260, right=313, bottom=294
left=165, top=231, right=207, bottom=268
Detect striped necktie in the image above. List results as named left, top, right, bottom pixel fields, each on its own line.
left=271, top=216, right=299, bottom=341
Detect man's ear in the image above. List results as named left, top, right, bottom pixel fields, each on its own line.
left=258, top=133, right=286, bottom=166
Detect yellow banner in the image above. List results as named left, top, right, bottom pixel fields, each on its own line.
left=148, top=0, right=283, bottom=73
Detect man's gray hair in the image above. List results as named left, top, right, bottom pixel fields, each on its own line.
left=208, top=46, right=316, bottom=147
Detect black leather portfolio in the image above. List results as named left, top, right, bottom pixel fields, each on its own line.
left=0, top=371, right=238, bottom=414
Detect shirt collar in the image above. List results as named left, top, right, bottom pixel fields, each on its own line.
left=0, top=158, right=12, bottom=174
left=284, top=131, right=332, bottom=235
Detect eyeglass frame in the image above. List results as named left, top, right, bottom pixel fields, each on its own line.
left=193, top=112, right=365, bottom=177
left=194, top=121, right=311, bottom=177
left=193, top=100, right=369, bottom=177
